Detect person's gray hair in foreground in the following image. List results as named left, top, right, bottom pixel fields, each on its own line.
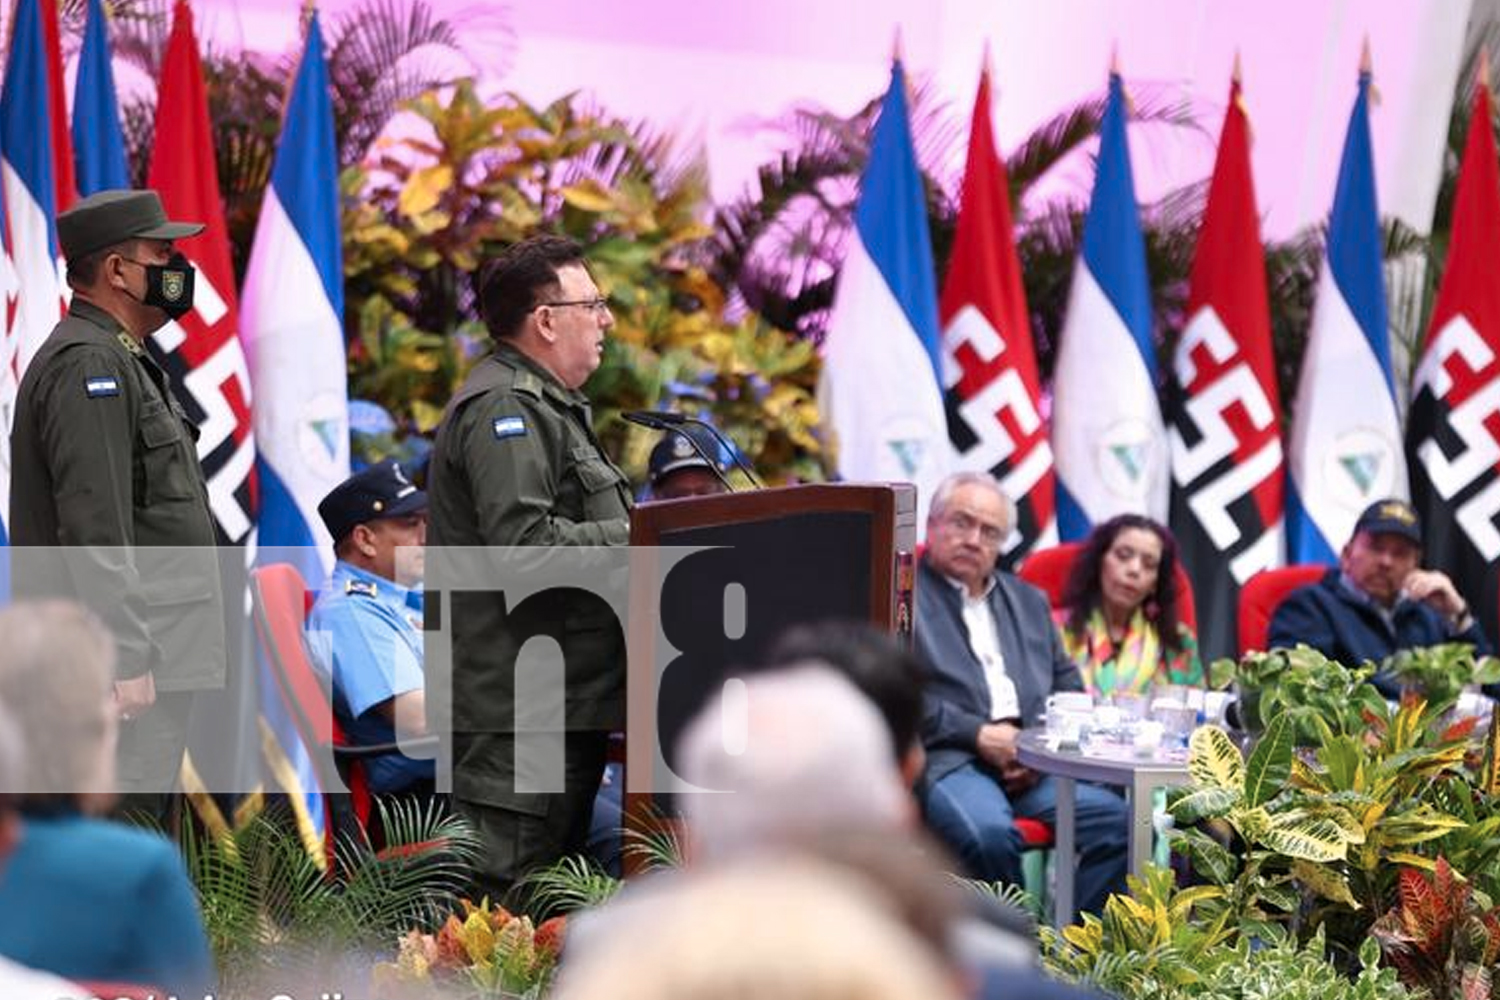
left=675, top=663, right=912, bottom=861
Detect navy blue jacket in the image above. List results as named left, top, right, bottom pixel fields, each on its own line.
left=914, top=556, right=1083, bottom=784
left=1266, top=569, right=1492, bottom=698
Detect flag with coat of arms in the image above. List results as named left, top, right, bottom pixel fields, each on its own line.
left=820, top=58, right=951, bottom=531
left=1051, top=67, right=1167, bottom=540
left=1287, top=52, right=1405, bottom=563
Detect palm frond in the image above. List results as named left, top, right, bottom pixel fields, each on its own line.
left=516, top=855, right=622, bottom=916
left=621, top=809, right=686, bottom=872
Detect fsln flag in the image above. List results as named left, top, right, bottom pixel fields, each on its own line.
left=1406, top=75, right=1500, bottom=644
left=1287, top=61, right=1405, bottom=563
left=940, top=62, right=1054, bottom=565
left=820, top=59, right=950, bottom=529
left=1052, top=69, right=1167, bottom=540
left=242, top=10, right=352, bottom=860
left=0, top=0, right=73, bottom=541
left=147, top=0, right=257, bottom=544
left=73, top=0, right=132, bottom=195
left=1167, top=71, right=1284, bottom=660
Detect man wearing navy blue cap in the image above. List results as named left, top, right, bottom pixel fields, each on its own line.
left=1269, top=498, right=1492, bottom=696
left=647, top=426, right=731, bottom=501
left=306, top=459, right=433, bottom=794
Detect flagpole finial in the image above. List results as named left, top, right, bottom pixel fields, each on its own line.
left=982, top=37, right=993, bottom=79
left=1232, top=49, right=1243, bottom=86
left=892, top=27, right=904, bottom=65
left=1110, top=41, right=1121, bottom=77
left=1360, top=35, right=1373, bottom=75
left=1481, top=47, right=1492, bottom=91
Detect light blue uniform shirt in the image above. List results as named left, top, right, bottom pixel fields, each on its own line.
left=306, top=561, right=433, bottom=792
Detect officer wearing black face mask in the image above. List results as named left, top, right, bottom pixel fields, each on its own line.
left=8, top=189, right=226, bottom=816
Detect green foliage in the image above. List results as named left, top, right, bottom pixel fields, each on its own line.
left=515, top=855, right=621, bottom=917
left=182, top=798, right=481, bottom=993
left=341, top=81, right=823, bottom=484
left=1382, top=644, right=1500, bottom=709
left=1225, top=646, right=1387, bottom=742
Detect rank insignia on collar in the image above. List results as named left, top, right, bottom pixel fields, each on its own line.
left=85, top=376, right=120, bottom=398
left=115, top=332, right=144, bottom=356
left=345, top=579, right=379, bottom=598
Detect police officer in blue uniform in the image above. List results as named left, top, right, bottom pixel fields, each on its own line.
left=307, top=460, right=433, bottom=795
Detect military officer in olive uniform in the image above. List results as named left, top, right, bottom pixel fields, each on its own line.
left=428, top=234, right=632, bottom=900
left=8, top=189, right=226, bottom=803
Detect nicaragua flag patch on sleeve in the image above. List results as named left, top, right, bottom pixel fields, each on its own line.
left=85, top=376, right=121, bottom=398
left=493, top=416, right=527, bottom=440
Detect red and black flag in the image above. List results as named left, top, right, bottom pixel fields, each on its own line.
left=1406, top=70, right=1500, bottom=646
left=1167, top=66, right=1284, bottom=660
left=940, top=59, right=1054, bottom=567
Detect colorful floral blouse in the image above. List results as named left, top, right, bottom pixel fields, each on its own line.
left=1053, top=605, right=1203, bottom=697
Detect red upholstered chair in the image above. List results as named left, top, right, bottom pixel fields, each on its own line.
left=77, top=983, right=163, bottom=1000
left=1236, top=565, right=1326, bottom=655
left=1018, top=541, right=1198, bottom=630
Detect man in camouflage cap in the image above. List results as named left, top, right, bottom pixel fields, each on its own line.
left=8, top=189, right=225, bottom=810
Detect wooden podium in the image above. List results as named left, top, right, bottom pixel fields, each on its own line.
left=623, top=482, right=918, bottom=840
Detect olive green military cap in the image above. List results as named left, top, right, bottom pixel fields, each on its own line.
left=57, top=188, right=204, bottom=261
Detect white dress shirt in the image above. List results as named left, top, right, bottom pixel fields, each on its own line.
left=946, top=574, right=1021, bottom=721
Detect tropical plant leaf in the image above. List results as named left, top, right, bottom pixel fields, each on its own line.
left=517, top=855, right=622, bottom=916
left=1188, top=725, right=1245, bottom=792
left=1244, top=712, right=1293, bottom=808
left=1260, top=812, right=1352, bottom=862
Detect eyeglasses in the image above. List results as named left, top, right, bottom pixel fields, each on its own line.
left=534, top=297, right=611, bottom=316
left=940, top=511, right=1005, bottom=546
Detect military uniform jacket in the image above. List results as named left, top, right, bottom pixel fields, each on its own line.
left=8, top=299, right=225, bottom=691
left=428, top=340, right=632, bottom=733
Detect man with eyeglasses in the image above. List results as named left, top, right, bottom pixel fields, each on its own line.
left=428, top=235, right=632, bottom=903
left=914, top=472, right=1127, bottom=917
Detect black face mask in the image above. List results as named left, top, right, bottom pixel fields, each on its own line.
left=124, top=252, right=196, bottom=320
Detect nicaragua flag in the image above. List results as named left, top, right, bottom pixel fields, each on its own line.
left=0, top=0, right=73, bottom=543
left=1167, top=70, right=1284, bottom=661
left=72, top=0, right=131, bottom=195
left=1406, top=75, right=1500, bottom=645
left=241, top=10, right=350, bottom=861
left=1052, top=69, right=1167, bottom=540
left=941, top=61, right=1054, bottom=565
left=820, top=60, right=950, bottom=530
left=1287, top=63, right=1404, bottom=563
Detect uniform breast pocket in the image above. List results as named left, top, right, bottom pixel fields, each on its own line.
left=570, top=446, right=627, bottom=520
left=139, top=403, right=198, bottom=503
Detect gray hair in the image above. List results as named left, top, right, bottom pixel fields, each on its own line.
left=927, top=471, right=1016, bottom=533
left=676, top=664, right=910, bottom=861
left=0, top=601, right=117, bottom=797
left=0, top=700, right=25, bottom=803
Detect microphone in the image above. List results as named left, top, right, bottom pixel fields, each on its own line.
left=621, top=411, right=764, bottom=491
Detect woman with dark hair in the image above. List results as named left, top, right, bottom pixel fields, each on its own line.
left=1054, top=514, right=1202, bottom=696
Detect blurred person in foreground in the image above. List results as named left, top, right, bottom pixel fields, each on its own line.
left=1054, top=514, right=1202, bottom=697
left=0, top=704, right=93, bottom=1000
left=0, top=601, right=215, bottom=997
left=555, top=858, right=963, bottom=1000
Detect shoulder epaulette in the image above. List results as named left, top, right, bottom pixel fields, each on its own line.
left=345, top=578, right=379, bottom=598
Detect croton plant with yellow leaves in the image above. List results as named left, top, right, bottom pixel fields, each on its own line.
left=341, top=79, right=823, bottom=486
left=373, top=898, right=567, bottom=1000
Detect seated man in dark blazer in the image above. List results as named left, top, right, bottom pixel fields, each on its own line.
left=914, top=471, right=1127, bottom=917
left=1268, top=498, right=1493, bottom=698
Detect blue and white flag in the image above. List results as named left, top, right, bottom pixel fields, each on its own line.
left=0, top=0, right=69, bottom=543
left=72, top=0, right=131, bottom=195
left=241, top=12, right=349, bottom=851
left=820, top=60, right=950, bottom=529
left=1287, top=68, right=1404, bottom=563
left=1052, top=71, right=1167, bottom=540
